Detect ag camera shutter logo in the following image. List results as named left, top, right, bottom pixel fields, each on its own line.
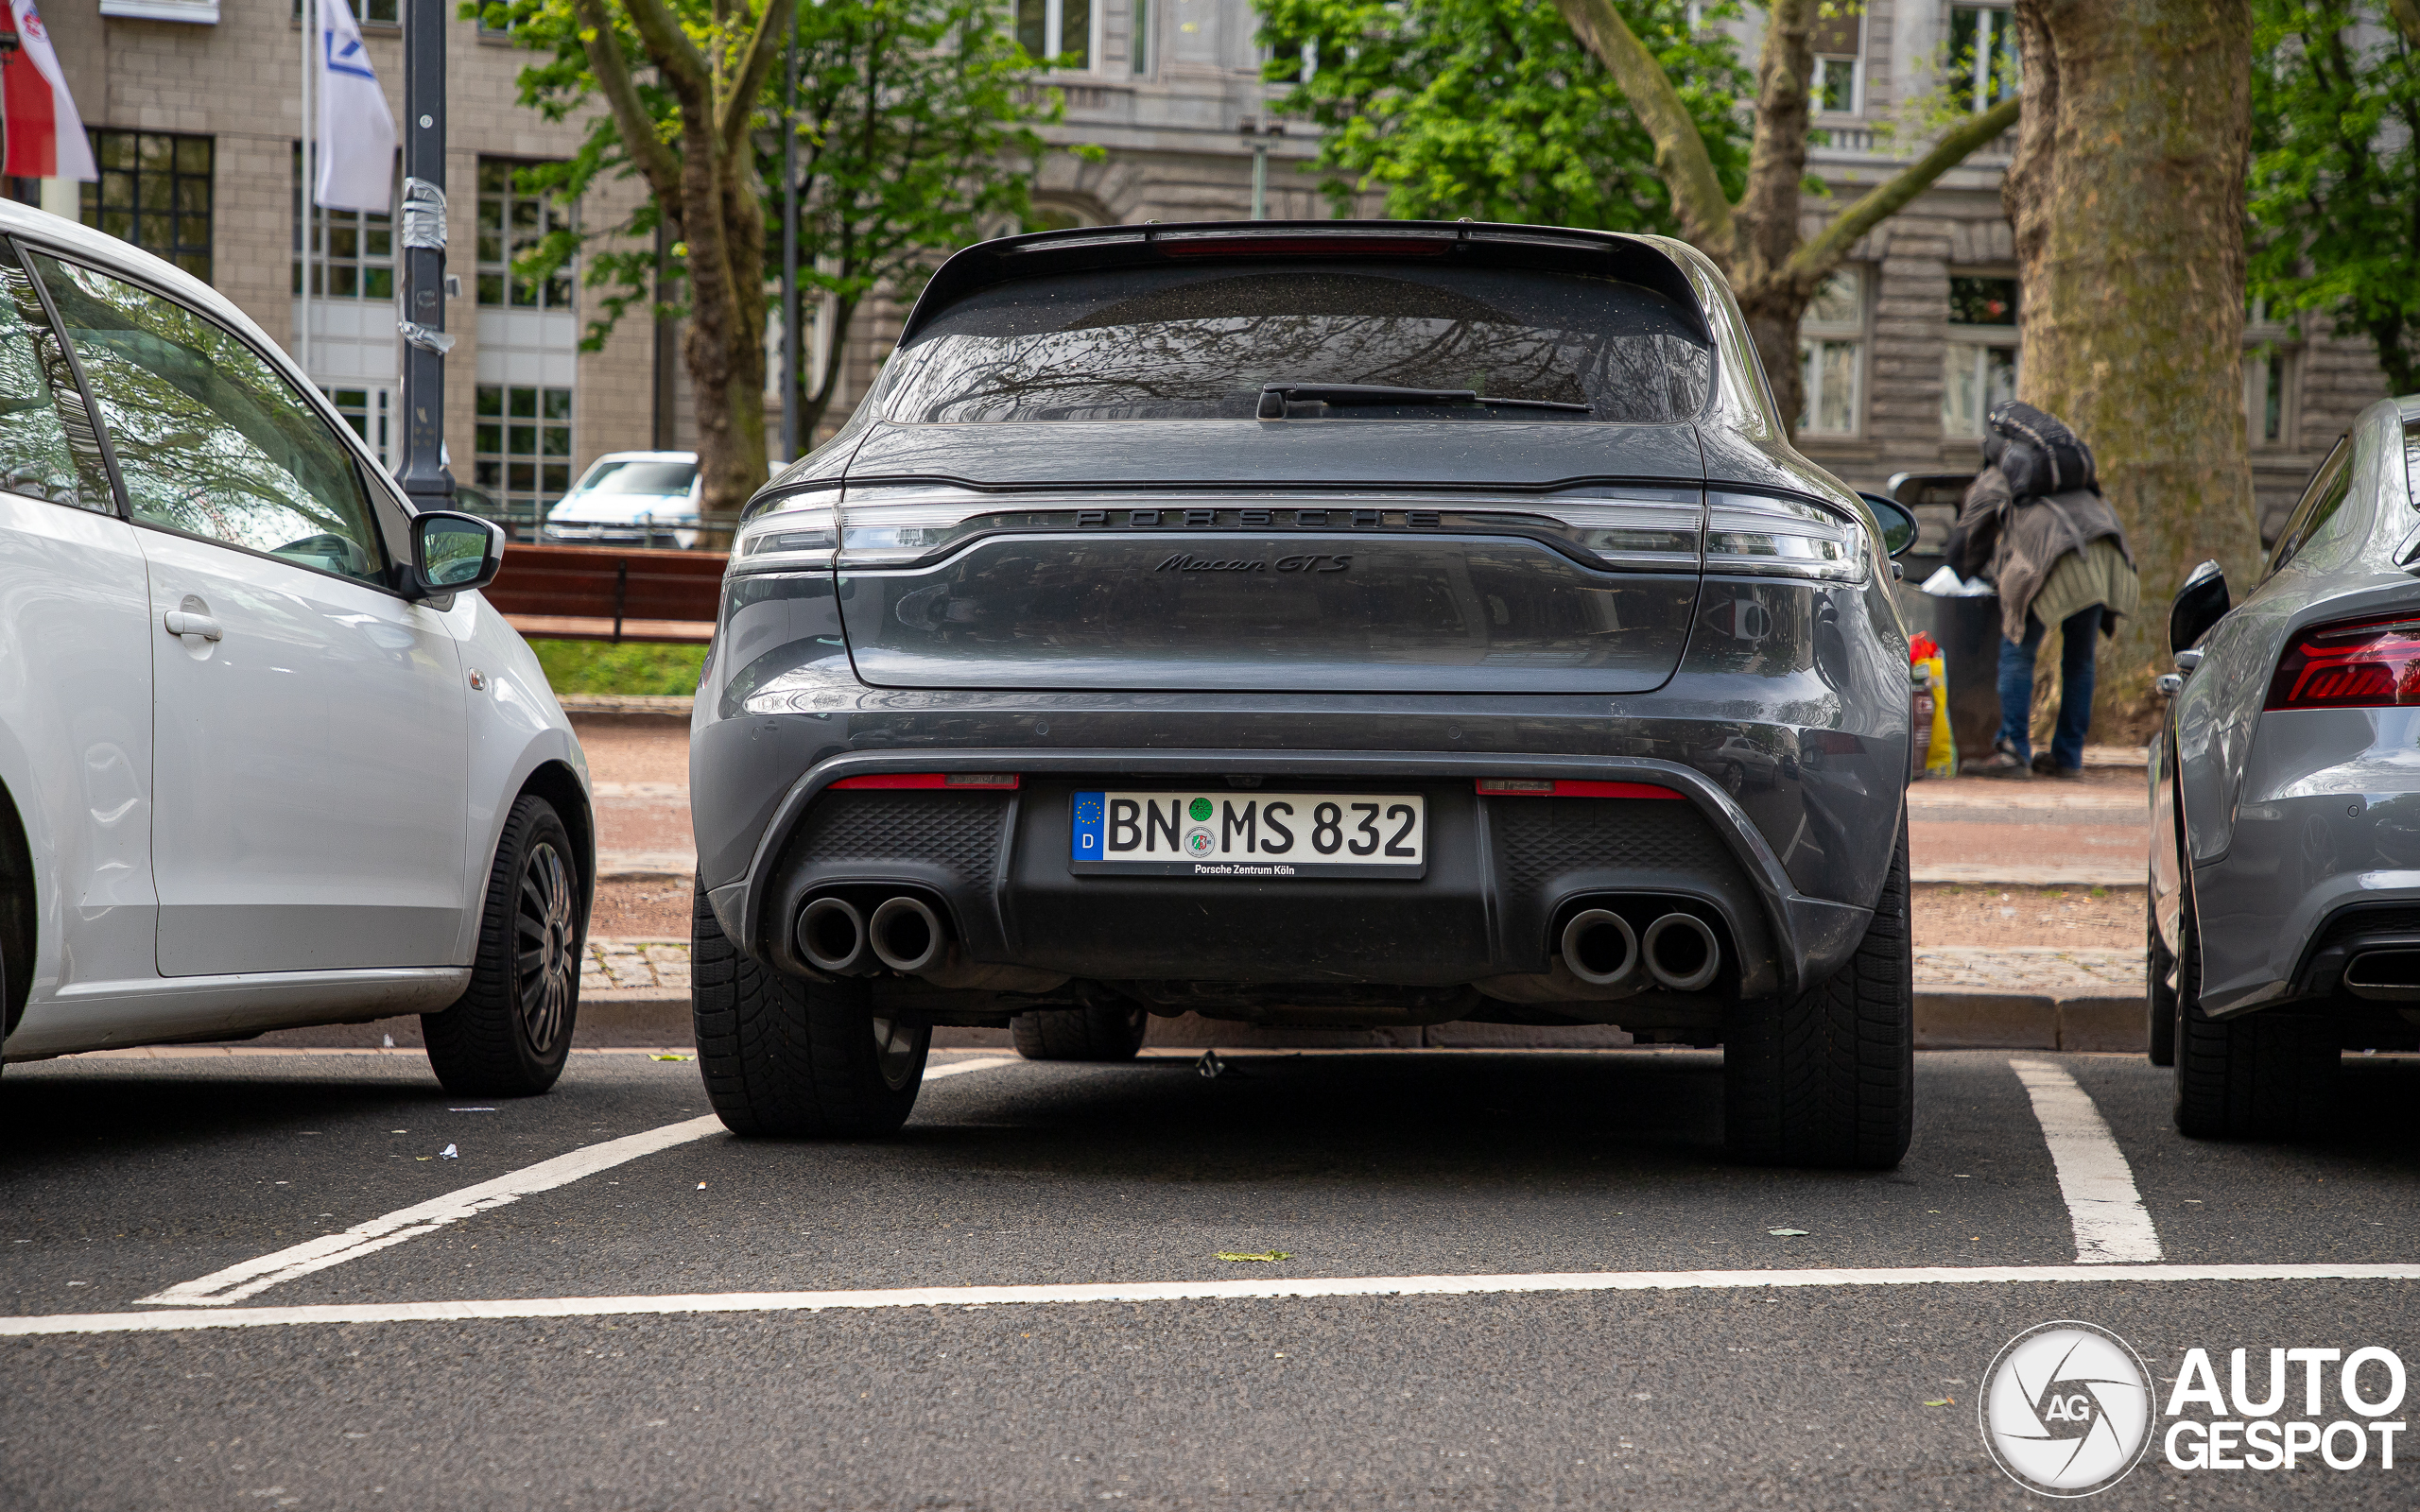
left=1980, top=1321, right=2154, bottom=1496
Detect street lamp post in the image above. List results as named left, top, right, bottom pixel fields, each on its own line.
left=397, top=0, right=455, bottom=510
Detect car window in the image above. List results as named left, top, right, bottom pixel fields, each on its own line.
left=31, top=254, right=387, bottom=586
left=0, top=241, right=112, bottom=512
left=581, top=459, right=696, bottom=495
left=2266, top=438, right=2350, bottom=581
left=880, top=263, right=1713, bottom=423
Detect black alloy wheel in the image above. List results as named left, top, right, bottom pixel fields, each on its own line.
left=424, top=795, right=582, bottom=1096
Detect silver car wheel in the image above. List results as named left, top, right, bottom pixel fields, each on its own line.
left=514, top=841, right=577, bottom=1054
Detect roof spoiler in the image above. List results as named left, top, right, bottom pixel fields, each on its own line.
left=896, top=219, right=1714, bottom=348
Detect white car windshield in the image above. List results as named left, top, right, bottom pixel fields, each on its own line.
left=580, top=459, right=696, bottom=496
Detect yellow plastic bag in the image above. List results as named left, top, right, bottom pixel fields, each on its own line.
left=1922, top=653, right=1956, bottom=778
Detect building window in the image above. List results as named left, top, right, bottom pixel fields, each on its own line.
left=1947, top=5, right=2019, bottom=113
left=80, top=131, right=215, bottom=283
left=2245, top=352, right=2291, bottom=447
left=294, top=0, right=396, bottom=21
left=475, top=384, right=573, bottom=523
left=1130, top=0, right=1149, bottom=72
left=323, top=385, right=393, bottom=466
left=1943, top=273, right=2020, bottom=438
left=291, top=145, right=394, bottom=299
left=475, top=160, right=573, bottom=309
left=1017, top=0, right=1092, bottom=68
left=1811, top=5, right=1862, bottom=113
left=1798, top=268, right=1867, bottom=437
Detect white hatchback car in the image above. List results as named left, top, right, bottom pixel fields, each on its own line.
left=0, top=203, right=594, bottom=1094
left=541, top=451, right=700, bottom=547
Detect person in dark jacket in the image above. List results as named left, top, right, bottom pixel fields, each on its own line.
left=1944, top=401, right=2139, bottom=779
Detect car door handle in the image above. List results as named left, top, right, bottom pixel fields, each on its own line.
left=163, top=610, right=223, bottom=642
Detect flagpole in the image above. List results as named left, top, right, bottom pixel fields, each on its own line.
left=299, top=0, right=313, bottom=379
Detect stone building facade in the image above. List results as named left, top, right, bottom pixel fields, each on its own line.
left=43, top=0, right=659, bottom=534
left=44, top=0, right=2388, bottom=540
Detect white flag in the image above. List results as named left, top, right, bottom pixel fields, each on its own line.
left=314, top=0, right=395, bottom=214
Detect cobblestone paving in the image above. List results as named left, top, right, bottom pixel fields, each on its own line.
left=579, top=939, right=2147, bottom=1000
left=579, top=939, right=691, bottom=994
left=1913, top=946, right=2144, bottom=996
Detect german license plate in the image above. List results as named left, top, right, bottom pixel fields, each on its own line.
left=1068, top=791, right=1426, bottom=879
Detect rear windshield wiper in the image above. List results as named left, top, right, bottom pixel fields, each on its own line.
left=1256, top=383, right=1592, bottom=419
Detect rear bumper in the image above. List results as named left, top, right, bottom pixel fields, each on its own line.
left=705, top=747, right=1878, bottom=1005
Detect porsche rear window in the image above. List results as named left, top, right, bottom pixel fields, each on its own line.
left=879, top=262, right=1713, bottom=423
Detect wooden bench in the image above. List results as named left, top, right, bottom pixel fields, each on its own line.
left=481, top=543, right=725, bottom=644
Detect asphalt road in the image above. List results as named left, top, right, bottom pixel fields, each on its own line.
left=4, top=1045, right=2418, bottom=1510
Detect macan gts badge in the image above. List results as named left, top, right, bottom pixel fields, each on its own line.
left=682, top=219, right=1923, bottom=1167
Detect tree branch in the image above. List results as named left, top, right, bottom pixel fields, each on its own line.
left=2390, top=0, right=2420, bottom=52
left=568, top=0, right=685, bottom=206
left=1784, top=94, right=2021, bottom=284
left=619, top=0, right=709, bottom=86
left=717, top=0, right=799, bottom=152
left=1549, top=0, right=1735, bottom=260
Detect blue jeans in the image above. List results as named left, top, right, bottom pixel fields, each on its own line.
left=1996, top=606, right=2100, bottom=770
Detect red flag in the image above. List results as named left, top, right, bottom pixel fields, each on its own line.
left=1, top=0, right=95, bottom=181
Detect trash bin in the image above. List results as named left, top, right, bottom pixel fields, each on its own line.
left=1933, top=592, right=2004, bottom=769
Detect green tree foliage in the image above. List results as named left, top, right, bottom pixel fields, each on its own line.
left=469, top=0, right=1054, bottom=469
left=1252, top=0, right=1751, bottom=232
left=2248, top=0, right=2420, bottom=392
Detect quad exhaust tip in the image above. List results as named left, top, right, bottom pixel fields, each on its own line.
left=869, top=896, right=945, bottom=974
left=797, top=896, right=867, bottom=974
left=1560, top=909, right=1638, bottom=988
left=2343, top=948, right=2420, bottom=1002
left=1643, top=912, right=1720, bottom=992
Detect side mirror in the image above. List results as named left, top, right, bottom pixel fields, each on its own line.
left=411, top=510, right=505, bottom=597
left=2169, top=558, right=2230, bottom=654
left=1858, top=492, right=1920, bottom=558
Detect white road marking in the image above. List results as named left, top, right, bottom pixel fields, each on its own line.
left=133, top=1057, right=1017, bottom=1307
left=19, top=1263, right=2420, bottom=1337
left=2009, top=1057, right=2162, bottom=1263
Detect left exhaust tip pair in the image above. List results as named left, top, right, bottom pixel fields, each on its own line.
left=796, top=894, right=943, bottom=975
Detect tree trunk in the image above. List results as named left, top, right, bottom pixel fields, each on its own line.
left=2004, top=0, right=2260, bottom=734
left=1729, top=0, right=1817, bottom=431
left=675, top=113, right=770, bottom=524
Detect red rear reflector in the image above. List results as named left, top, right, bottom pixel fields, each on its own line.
left=1476, top=778, right=1685, bottom=800
left=830, top=773, right=1021, bottom=790
left=2266, top=613, right=2420, bottom=711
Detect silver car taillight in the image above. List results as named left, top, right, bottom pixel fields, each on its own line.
left=730, top=492, right=838, bottom=573
left=1703, top=492, right=1868, bottom=582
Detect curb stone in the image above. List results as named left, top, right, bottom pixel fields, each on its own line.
left=219, top=991, right=2146, bottom=1055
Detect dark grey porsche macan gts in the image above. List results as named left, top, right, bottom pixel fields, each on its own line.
left=686, top=221, right=1921, bottom=1168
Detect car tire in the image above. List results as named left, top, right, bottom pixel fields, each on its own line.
left=1011, top=1004, right=1150, bottom=1062
left=2171, top=902, right=2337, bottom=1139
left=2146, top=897, right=2178, bottom=1068
left=1724, top=815, right=1914, bottom=1170
left=422, top=795, right=582, bottom=1097
left=691, top=883, right=929, bottom=1136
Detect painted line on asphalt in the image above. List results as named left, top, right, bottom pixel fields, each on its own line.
left=2009, top=1057, right=2162, bottom=1264
left=19, top=1263, right=2420, bottom=1337
left=133, top=1057, right=1018, bottom=1308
